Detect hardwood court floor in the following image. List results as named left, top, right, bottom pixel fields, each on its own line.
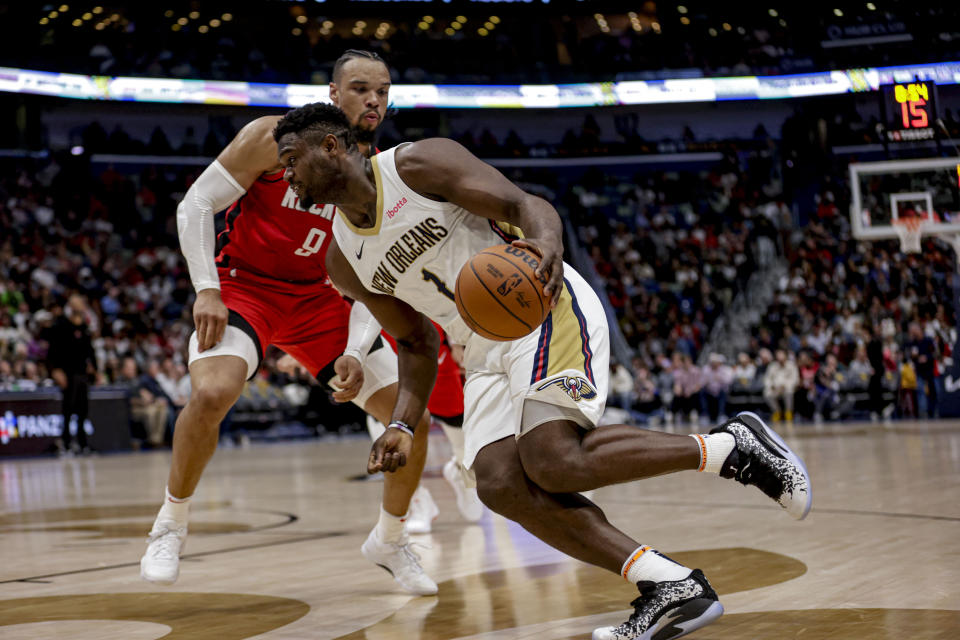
left=1, top=420, right=959, bottom=639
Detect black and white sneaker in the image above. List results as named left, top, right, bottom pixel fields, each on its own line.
left=592, top=569, right=723, bottom=640
left=711, top=411, right=812, bottom=520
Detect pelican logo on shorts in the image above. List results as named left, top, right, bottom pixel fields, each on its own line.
left=536, top=376, right=597, bottom=402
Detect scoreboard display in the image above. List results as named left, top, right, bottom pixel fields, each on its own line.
left=882, top=81, right=938, bottom=142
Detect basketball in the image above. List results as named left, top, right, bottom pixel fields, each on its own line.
left=455, top=244, right=551, bottom=341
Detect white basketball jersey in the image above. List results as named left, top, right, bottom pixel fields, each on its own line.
left=331, top=144, right=523, bottom=345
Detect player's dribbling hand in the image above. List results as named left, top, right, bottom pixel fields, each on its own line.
left=193, top=289, right=229, bottom=352
left=331, top=355, right=364, bottom=403
left=510, top=238, right=564, bottom=308
left=368, top=428, right=413, bottom=474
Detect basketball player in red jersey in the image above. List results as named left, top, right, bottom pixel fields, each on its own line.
left=139, top=51, right=436, bottom=595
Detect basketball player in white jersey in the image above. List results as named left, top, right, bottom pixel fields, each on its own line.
left=274, top=103, right=812, bottom=640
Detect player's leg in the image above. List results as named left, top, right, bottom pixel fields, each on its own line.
left=141, top=325, right=257, bottom=585
left=436, top=414, right=484, bottom=523
left=297, top=335, right=437, bottom=595
left=471, top=415, right=721, bottom=640
left=517, top=418, right=701, bottom=492
left=516, top=403, right=811, bottom=520
left=167, top=354, right=248, bottom=498
left=362, top=382, right=433, bottom=526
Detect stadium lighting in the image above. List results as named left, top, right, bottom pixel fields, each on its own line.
left=199, top=25, right=209, bottom=33
left=92, top=6, right=103, bottom=14
left=489, top=16, right=500, bottom=24
left=189, top=11, right=199, bottom=20
left=444, top=27, right=454, bottom=36
left=296, top=15, right=307, bottom=24
left=866, top=2, right=876, bottom=8
left=680, top=16, right=690, bottom=25
left=768, top=9, right=778, bottom=16
left=210, top=19, right=220, bottom=27
left=678, top=6, right=688, bottom=13
left=59, top=4, right=69, bottom=11
left=834, top=8, right=843, bottom=16
left=221, top=13, right=232, bottom=21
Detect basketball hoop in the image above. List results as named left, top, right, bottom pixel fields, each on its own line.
left=893, top=217, right=930, bottom=254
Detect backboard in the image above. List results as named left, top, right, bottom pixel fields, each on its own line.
left=849, top=157, right=960, bottom=240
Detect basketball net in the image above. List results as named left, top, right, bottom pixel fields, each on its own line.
left=893, top=217, right=930, bottom=254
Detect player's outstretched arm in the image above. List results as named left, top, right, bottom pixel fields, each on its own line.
left=178, top=116, right=284, bottom=351
left=395, top=138, right=565, bottom=306
left=326, top=240, right=440, bottom=473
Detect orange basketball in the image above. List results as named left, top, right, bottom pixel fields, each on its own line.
left=455, top=244, right=551, bottom=341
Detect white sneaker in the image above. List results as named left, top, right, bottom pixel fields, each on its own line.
left=361, top=528, right=438, bottom=595
left=140, top=519, right=187, bottom=585
left=405, top=486, right=439, bottom=534
left=442, top=458, right=484, bottom=523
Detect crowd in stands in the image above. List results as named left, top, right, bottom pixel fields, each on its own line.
left=7, top=4, right=959, bottom=84
left=0, top=153, right=340, bottom=447
left=1, top=124, right=956, bottom=451
left=600, top=182, right=956, bottom=425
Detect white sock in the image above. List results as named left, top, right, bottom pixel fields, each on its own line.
left=622, top=545, right=691, bottom=584
left=438, top=420, right=466, bottom=464
left=690, top=433, right=735, bottom=474
left=156, top=486, right=191, bottom=525
left=376, top=506, right=407, bottom=543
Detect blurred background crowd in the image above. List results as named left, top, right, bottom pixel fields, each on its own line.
left=1, top=1, right=958, bottom=453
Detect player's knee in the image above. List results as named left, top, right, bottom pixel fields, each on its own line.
left=189, top=381, right=240, bottom=418
left=522, top=454, right=577, bottom=494
left=474, top=462, right=524, bottom=516
left=518, top=437, right=581, bottom=493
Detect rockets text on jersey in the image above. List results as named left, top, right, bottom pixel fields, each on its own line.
left=216, top=171, right=337, bottom=285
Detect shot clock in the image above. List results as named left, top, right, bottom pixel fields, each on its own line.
left=882, top=81, right=938, bottom=142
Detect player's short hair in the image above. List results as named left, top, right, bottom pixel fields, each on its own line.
left=273, top=102, right=357, bottom=150
left=332, top=49, right=387, bottom=83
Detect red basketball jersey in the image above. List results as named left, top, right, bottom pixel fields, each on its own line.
left=216, top=170, right=335, bottom=291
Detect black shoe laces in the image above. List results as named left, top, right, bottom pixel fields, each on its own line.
left=621, top=582, right=660, bottom=628
left=734, top=450, right=783, bottom=500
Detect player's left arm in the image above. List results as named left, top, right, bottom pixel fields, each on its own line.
left=326, top=240, right=440, bottom=473
left=395, top=138, right=564, bottom=306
